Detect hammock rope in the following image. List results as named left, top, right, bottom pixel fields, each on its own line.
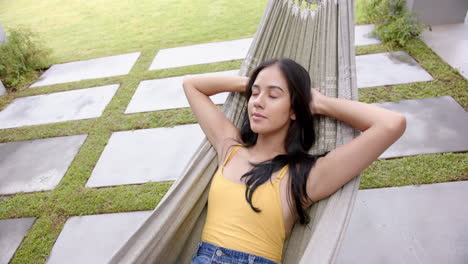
left=110, top=0, right=359, bottom=263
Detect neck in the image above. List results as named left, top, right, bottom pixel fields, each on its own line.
left=249, top=128, right=288, bottom=162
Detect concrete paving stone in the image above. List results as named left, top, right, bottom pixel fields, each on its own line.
left=30, top=52, right=140, bottom=87
left=0, top=85, right=119, bottom=129
left=377, top=96, right=468, bottom=159
left=0, top=135, right=87, bottom=195
left=125, top=70, right=239, bottom=114
left=0, top=80, right=5, bottom=96
left=149, top=38, right=253, bottom=70
left=0, top=24, right=6, bottom=44
left=86, top=124, right=204, bottom=187
left=46, top=211, right=151, bottom=264
left=336, top=181, right=468, bottom=264
left=0, top=218, right=36, bottom=264
left=421, top=23, right=468, bottom=79
left=149, top=24, right=384, bottom=70
left=356, top=51, right=434, bottom=88
left=355, top=24, right=382, bottom=46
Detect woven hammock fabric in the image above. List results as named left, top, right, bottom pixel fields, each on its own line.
left=109, top=0, right=359, bottom=263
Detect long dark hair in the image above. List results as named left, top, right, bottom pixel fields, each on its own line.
left=239, top=58, right=322, bottom=225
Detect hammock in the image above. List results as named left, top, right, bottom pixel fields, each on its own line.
left=110, top=0, right=359, bottom=263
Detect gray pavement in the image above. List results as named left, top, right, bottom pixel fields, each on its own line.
left=46, top=211, right=151, bottom=264
left=148, top=24, right=384, bottom=71
left=356, top=51, right=433, bottom=88
left=85, top=124, right=204, bottom=188
left=355, top=24, right=382, bottom=45
left=0, top=135, right=87, bottom=195
left=125, top=70, right=238, bottom=114
left=30, top=52, right=140, bottom=87
left=0, top=85, right=119, bottom=129
left=0, top=218, right=36, bottom=264
left=336, top=181, right=468, bottom=264
left=149, top=38, right=252, bottom=70
left=0, top=80, right=5, bottom=96
left=378, top=96, right=468, bottom=159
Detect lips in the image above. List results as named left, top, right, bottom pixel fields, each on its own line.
left=252, top=113, right=267, bottom=121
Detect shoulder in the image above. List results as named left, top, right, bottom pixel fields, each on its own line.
left=217, top=138, right=244, bottom=165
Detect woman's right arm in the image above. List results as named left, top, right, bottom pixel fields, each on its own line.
left=306, top=90, right=406, bottom=202
left=183, top=75, right=248, bottom=162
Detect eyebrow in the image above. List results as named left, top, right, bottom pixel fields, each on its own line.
left=252, top=84, right=284, bottom=92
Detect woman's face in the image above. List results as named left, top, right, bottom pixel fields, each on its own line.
left=248, top=64, right=295, bottom=135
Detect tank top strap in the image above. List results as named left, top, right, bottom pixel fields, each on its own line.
left=276, top=165, right=289, bottom=180
left=222, top=145, right=242, bottom=167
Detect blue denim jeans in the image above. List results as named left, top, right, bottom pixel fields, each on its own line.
left=191, top=241, right=279, bottom=264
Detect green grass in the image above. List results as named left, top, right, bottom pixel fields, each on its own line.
left=0, top=0, right=467, bottom=263
left=361, top=152, right=468, bottom=189
left=0, top=0, right=268, bottom=65
left=354, top=0, right=371, bottom=25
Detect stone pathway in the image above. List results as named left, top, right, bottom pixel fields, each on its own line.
left=336, top=181, right=468, bottom=264
left=0, top=80, right=6, bottom=96
left=149, top=24, right=381, bottom=70
left=0, top=135, right=87, bottom=195
left=0, top=85, right=119, bottom=130
left=85, top=124, right=203, bottom=187
left=46, top=211, right=151, bottom=264
left=30, top=53, right=140, bottom=87
left=377, top=96, right=468, bottom=159
left=0, top=218, right=36, bottom=264
left=356, top=51, right=433, bottom=88
left=126, top=70, right=238, bottom=114
left=355, top=24, right=381, bottom=45
left=1, top=23, right=467, bottom=263
left=149, top=38, right=252, bottom=70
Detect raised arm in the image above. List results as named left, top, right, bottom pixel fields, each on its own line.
left=306, top=90, right=406, bottom=203
left=183, top=75, right=249, bottom=163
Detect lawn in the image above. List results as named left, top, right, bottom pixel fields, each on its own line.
left=0, top=0, right=467, bottom=263
left=0, top=0, right=268, bottom=64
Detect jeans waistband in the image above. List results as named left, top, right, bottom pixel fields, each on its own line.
left=196, top=241, right=278, bottom=264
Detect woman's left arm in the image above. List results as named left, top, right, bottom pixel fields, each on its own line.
left=306, top=90, right=406, bottom=202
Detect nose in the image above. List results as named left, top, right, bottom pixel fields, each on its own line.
left=252, top=93, right=266, bottom=108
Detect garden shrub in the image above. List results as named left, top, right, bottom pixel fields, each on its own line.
left=360, top=0, right=430, bottom=47
left=0, top=26, right=51, bottom=92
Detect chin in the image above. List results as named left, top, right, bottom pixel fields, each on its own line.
left=250, top=124, right=272, bottom=135
left=249, top=123, right=261, bottom=134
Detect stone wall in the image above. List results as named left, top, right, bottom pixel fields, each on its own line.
left=0, top=24, right=6, bottom=95
left=0, top=24, right=7, bottom=44
left=405, top=0, right=468, bottom=25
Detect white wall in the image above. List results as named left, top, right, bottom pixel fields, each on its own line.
left=405, top=0, right=468, bottom=25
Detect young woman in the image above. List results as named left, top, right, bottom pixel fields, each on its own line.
left=183, top=58, right=406, bottom=264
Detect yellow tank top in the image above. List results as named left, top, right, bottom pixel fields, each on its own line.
left=201, top=146, right=288, bottom=263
